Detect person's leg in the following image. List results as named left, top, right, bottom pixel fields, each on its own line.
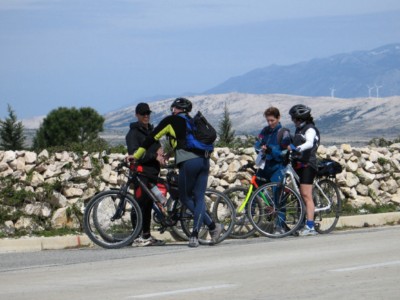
left=179, top=158, right=213, bottom=233
left=300, top=183, right=315, bottom=225
left=269, top=167, right=285, bottom=228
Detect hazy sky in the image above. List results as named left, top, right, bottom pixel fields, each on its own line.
left=1, top=0, right=400, bottom=119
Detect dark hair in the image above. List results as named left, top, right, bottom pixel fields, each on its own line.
left=263, top=107, right=281, bottom=119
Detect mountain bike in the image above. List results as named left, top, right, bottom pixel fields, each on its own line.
left=247, top=151, right=342, bottom=238
left=83, top=162, right=236, bottom=249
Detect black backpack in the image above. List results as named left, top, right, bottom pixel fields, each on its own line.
left=179, top=111, right=217, bottom=152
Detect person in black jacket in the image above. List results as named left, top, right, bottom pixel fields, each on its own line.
left=126, top=102, right=166, bottom=246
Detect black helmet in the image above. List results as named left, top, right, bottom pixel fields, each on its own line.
left=289, top=104, right=311, bottom=120
left=170, top=97, right=192, bottom=113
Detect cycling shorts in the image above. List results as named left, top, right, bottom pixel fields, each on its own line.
left=296, top=165, right=317, bottom=185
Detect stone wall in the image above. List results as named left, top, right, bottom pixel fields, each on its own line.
left=1, top=143, right=400, bottom=236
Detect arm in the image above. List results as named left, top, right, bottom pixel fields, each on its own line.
left=133, top=116, right=176, bottom=160
left=296, top=128, right=316, bottom=152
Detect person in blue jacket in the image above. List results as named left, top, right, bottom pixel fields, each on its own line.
left=255, top=106, right=291, bottom=183
left=254, top=106, right=291, bottom=234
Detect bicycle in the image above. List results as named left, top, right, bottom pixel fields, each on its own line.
left=223, top=164, right=269, bottom=239
left=83, top=161, right=236, bottom=249
left=247, top=151, right=342, bottom=238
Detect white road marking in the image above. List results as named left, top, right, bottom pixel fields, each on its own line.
left=331, top=260, right=400, bottom=272
left=128, top=284, right=237, bottom=299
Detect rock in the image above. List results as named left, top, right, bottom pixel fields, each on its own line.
left=30, top=172, right=45, bottom=187
left=346, top=160, right=358, bottom=172
left=228, top=160, right=241, bottom=173
left=63, top=186, right=84, bottom=197
left=24, top=151, right=37, bottom=164
left=15, top=216, right=38, bottom=231
left=51, top=208, right=80, bottom=229
left=0, top=162, right=8, bottom=172
left=346, top=172, right=359, bottom=188
left=355, top=184, right=369, bottom=196
left=3, top=220, right=15, bottom=235
left=38, top=149, right=49, bottom=159
left=356, top=168, right=375, bottom=185
left=341, top=144, right=352, bottom=154
left=50, top=192, right=68, bottom=208
left=380, top=179, right=399, bottom=194
left=1, top=151, right=16, bottom=163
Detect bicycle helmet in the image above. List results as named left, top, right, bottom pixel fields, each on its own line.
left=170, top=97, right=192, bottom=113
left=289, top=104, right=311, bottom=120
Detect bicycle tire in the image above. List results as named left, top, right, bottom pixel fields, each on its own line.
left=166, top=197, right=189, bottom=242
left=180, top=189, right=236, bottom=245
left=224, top=186, right=257, bottom=239
left=247, top=182, right=305, bottom=238
left=313, top=178, right=342, bottom=234
left=84, top=190, right=143, bottom=249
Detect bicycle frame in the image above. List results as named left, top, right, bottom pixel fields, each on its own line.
left=237, top=175, right=269, bottom=213
left=312, top=178, right=333, bottom=213
left=281, top=154, right=333, bottom=213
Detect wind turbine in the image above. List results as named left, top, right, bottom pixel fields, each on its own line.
left=375, top=84, right=383, bottom=98
left=330, top=87, right=336, bottom=98
left=367, top=85, right=374, bottom=98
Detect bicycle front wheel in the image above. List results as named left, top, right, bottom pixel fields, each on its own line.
left=84, top=190, right=143, bottom=249
left=247, top=182, right=305, bottom=238
left=313, top=178, right=342, bottom=234
left=180, top=189, right=236, bottom=245
left=224, top=186, right=257, bottom=239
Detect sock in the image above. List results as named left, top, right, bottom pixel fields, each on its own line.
left=208, top=222, right=216, bottom=231
left=191, top=230, right=198, bottom=238
left=142, top=232, right=151, bottom=239
left=306, top=220, right=315, bottom=229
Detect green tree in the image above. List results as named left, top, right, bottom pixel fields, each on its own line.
left=216, top=102, right=235, bottom=147
left=33, top=107, right=105, bottom=149
left=0, top=104, right=26, bottom=150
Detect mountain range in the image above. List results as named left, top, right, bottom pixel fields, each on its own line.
left=205, top=44, right=400, bottom=98
left=104, top=93, right=400, bottom=145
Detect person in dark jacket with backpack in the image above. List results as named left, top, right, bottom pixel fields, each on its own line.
left=289, top=104, right=320, bottom=236
left=254, top=106, right=291, bottom=234
left=126, top=102, right=166, bottom=247
left=131, top=97, right=223, bottom=248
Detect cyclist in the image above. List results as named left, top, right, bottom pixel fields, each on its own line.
left=289, top=104, right=320, bottom=236
left=130, top=97, right=223, bottom=248
left=254, top=107, right=291, bottom=234
left=126, top=102, right=167, bottom=246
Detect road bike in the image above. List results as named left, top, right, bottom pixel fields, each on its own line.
left=247, top=151, right=342, bottom=238
left=83, top=162, right=236, bottom=249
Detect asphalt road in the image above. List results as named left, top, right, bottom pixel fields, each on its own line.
left=1, top=226, right=399, bottom=300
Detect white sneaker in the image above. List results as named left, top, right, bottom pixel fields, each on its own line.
left=133, top=236, right=166, bottom=247
left=298, top=225, right=317, bottom=236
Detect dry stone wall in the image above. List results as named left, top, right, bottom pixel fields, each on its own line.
left=1, top=143, right=400, bottom=236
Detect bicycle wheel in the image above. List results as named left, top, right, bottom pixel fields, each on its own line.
left=180, top=189, right=236, bottom=245
left=313, top=178, right=342, bottom=234
left=84, top=190, right=143, bottom=249
left=166, top=197, right=189, bottom=242
left=224, top=186, right=257, bottom=239
left=247, top=182, right=305, bottom=238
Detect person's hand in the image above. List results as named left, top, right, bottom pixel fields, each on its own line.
left=262, top=145, right=272, bottom=154
left=156, top=148, right=167, bottom=166
left=289, top=144, right=300, bottom=152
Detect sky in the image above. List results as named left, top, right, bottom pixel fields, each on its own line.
left=1, top=0, right=400, bottom=121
